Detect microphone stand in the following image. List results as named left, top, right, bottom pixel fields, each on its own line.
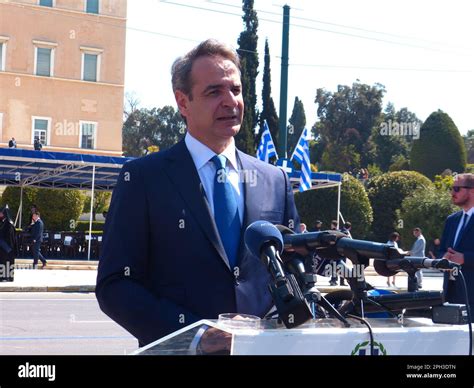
left=299, top=271, right=351, bottom=327
left=393, top=259, right=420, bottom=292
left=336, top=248, right=371, bottom=319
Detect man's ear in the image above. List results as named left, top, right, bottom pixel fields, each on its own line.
left=175, top=90, right=189, bottom=118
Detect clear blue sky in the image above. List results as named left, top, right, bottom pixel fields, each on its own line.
left=125, top=0, right=474, bottom=134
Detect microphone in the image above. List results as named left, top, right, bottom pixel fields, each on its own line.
left=244, top=220, right=285, bottom=278
left=374, top=257, right=458, bottom=277
left=276, top=226, right=405, bottom=263
left=244, top=221, right=313, bottom=328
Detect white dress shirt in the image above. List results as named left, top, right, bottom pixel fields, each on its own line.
left=184, top=132, right=244, bottom=223
left=453, top=206, right=474, bottom=247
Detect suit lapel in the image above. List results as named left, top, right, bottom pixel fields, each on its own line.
left=163, top=140, right=230, bottom=270
left=457, top=212, right=474, bottom=248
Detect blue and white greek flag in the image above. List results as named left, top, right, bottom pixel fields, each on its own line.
left=290, top=127, right=312, bottom=192
left=256, top=121, right=278, bottom=163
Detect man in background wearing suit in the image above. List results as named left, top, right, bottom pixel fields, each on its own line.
left=31, top=211, right=47, bottom=269
left=440, top=174, right=474, bottom=322
left=440, top=173, right=474, bottom=320
left=96, top=39, right=300, bottom=348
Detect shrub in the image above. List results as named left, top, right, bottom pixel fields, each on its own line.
left=367, top=171, right=433, bottom=241
left=397, top=187, right=457, bottom=250
left=1, top=186, right=38, bottom=224
left=35, top=189, right=86, bottom=231
left=295, top=174, right=373, bottom=238
left=74, top=221, right=105, bottom=232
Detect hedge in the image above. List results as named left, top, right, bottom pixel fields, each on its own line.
left=295, top=174, right=373, bottom=238
left=367, top=171, right=433, bottom=242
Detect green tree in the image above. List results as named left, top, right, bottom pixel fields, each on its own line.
left=398, top=187, right=457, bottom=248
left=236, top=0, right=259, bottom=154
left=83, top=191, right=112, bottom=221
left=34, top=189, right=86, bottom=231
left=258, top=39, right=279, bottom=149
left=372, top=103, right=414, bottom=172
left=321, top=143, right=361, bottom=173
left=1, top=186, right=38, bottom=225
left=295, top=175, right=373, bottom=238
left=309, top=122, right=325, bottom=166
left=367, top=171, right=433, bottom=241
left=388, top=155, right=410, bottom=172
left=315, top=82, right=385, bottom=171
left=396, top=107, right=423, bottom=148
left=122, top=106, right=185, bottom=157
left=2, top=187, right=86, bottom=230
left=410, top=110, right=466, bottom=179
left=288, top=97, right=306, bottom=157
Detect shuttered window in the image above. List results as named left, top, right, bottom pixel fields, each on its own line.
left=36, top=47, right=52, bottom=76
left=86, top=0, right=99, bottom=14
left=83, top=53, right=98, bottom=82
left=81, top=122, right=96, bottom=149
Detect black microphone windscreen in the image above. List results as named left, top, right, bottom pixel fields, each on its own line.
left=244, top=221, right=284, bottom=257
left=373, top=259, right=397, bottom=277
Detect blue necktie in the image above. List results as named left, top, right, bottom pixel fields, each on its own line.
left=454, top=213, right=469, bottom=249
left=211, top=155, right=241, bottom=269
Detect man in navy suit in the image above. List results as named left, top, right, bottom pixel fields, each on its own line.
left=440, top=173, right=474, bottom=320
left=96, top=39, right=300, bottom=346
left=31, top=211, right=47, bottom=269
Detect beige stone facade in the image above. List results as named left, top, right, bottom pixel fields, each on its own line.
left=0, top=0, right=127, bottom=156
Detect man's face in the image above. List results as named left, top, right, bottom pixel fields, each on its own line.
left=451, top=178, right=473, bottom=207
left=413, top=229, right=420, bottom=238
left=175, top=55, right=244, bottom=145
left=32, top=214, right=38, bottom=222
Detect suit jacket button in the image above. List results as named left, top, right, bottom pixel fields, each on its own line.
left=234, top=278, right=240, bottom=286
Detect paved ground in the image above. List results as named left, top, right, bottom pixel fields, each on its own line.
left=0, top=265, right=444, bottom=293
left=0, top=265, right=445, bottom=355
left=0, top=292, right=137, bottom=355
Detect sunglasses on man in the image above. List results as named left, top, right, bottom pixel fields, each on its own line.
left=452, top=186, right=473, bottom=192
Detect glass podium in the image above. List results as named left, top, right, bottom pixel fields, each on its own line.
left=132, top=317, right=472, bottom=355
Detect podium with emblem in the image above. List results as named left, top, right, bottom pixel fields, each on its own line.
left=133, top=317, right=471, bottom=356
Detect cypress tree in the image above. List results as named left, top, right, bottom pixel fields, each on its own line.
left=288, top=97, right=306, bottom=156
left=258, top=39, right=279, bottom=148
left=410, top=110, right=466, bottom=179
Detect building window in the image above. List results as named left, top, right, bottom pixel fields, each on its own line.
left=33, top=40, right=57, bottom=77
left=80, top=47, right=103, bottom=82
left=80, top=121, right=96, bottom=149
left=83, top=53, right=98, bottom=82
left=39, top=0, right=53, bottom=7
left=32, top=117, right=51, bottom=146
left=86, top=0, right=99, bottom=14
left=35, top=47, right=53, bottom=77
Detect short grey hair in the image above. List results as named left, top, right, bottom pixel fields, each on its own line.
left=171, top=39, right=241, bottom=99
